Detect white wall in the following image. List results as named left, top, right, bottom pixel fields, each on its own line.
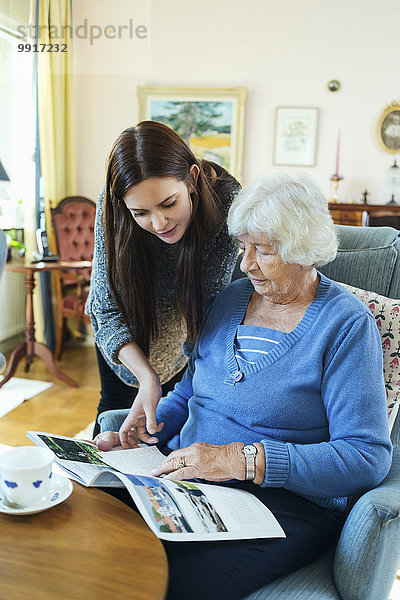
left=73, top=0, right=400, bottom=204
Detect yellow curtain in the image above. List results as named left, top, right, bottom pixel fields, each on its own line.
left=37, top=0, right=76, bottom=244
left=34, top=0, right=76, bottom=341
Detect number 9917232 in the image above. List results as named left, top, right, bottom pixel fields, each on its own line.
left=18, top=43, right=67, bottom=52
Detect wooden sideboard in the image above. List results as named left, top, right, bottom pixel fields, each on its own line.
left=329, top=203, right=400, bottom=228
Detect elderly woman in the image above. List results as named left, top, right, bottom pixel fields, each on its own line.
left=95, top=172, right=392, bottom=600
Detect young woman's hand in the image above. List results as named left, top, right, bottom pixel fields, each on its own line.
left=119, top=377, right=164, bottom=449
left=92, top=431, right=121, bottom=451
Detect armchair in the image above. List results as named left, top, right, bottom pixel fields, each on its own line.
left=51, top=196, right=96, bottom=360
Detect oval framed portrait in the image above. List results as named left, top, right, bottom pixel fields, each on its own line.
left=378, top=103, right=400, bottom=153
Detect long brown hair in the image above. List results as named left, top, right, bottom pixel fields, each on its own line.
left=103, top=120, right=222, bottom=357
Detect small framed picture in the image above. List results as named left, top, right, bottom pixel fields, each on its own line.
left=273, top=107, right=319, bottom=166
left=138, top=86, right=247, bottom=180
left=377, top=103, right=400, bottom=153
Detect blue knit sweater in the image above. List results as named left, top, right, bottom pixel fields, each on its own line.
left=155, top=274, right=392, bottom=511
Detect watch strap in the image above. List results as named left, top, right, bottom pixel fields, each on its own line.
left=242, top=444, right=257, bottom=480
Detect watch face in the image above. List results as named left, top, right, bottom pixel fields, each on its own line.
left=243, top=445, right=257, bottom=457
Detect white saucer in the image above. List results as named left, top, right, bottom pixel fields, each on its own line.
left=0, top=473, right=73, bottom=515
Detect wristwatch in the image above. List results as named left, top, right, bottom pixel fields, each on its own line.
left=242, top=444, right=258, bottom=480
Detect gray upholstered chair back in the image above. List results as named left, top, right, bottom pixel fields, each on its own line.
left=320, top=225, right=400, bottom=299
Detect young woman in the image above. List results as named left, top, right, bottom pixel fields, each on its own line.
left=86, top=120, right=241, bottom=444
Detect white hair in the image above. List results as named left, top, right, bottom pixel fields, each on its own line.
left=227, top=172, right=338, bottom=267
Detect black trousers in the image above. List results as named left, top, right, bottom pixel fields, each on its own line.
left=93, top=345, right=187, bottom=437
left=105, top=482, right=345, bottom=600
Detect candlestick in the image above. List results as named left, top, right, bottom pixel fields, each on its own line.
left=335, top=129, right=341, bottom=177
left=330, top=129, right=344, bottom=202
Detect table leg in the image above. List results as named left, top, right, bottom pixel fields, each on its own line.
left=33, top=341, right=78, bottom=388
left=25, top=270, right=35, bottom=370
left=0, top=342, right=28, bottom=388
left=25, top=270, right=78, bottom=387
left=0, top=270, right=78, bottom=390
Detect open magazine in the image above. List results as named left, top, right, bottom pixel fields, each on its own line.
left=27, top=431, right=285, bottom=542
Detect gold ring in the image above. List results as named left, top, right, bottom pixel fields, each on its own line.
left=178, top=459, right=186, bottom=469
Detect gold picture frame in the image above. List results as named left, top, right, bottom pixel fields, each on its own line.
left=377, top=102, right=400, bottom=153
left=138, top=86, right=247, bottom=181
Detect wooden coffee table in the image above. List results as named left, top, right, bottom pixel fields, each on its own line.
left=0, top=481, right=168, bottom=600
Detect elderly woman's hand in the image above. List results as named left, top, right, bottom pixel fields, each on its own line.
left=151, top=442, right=247, bottom=482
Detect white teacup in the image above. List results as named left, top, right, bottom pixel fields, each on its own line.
left=0, top=446, right=55, bottom=508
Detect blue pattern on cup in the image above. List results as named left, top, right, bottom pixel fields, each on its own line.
left=4, top=480, right=18, bottom=489
left=32, top=480, right=43, bottom=488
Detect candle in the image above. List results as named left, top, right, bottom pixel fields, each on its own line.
left=335, top=129, right=341, bottom=176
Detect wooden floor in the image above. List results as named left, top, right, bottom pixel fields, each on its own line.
left=0, top=346, right=99, bottom=446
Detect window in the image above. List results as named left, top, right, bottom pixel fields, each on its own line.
left=0, top=8, right=34, bottom=349
left=0, top=25, right=34, bottom=229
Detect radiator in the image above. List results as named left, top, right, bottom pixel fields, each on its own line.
left=0, top=270, right=25, bottom=345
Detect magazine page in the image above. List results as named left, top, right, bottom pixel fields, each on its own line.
left=27, top=431, right=285, bottom=542
left=100, top=444, right=165, bottom=474
left=26, top=431, right=165, bottom=487
left=112, top=473, right=285, bottom=542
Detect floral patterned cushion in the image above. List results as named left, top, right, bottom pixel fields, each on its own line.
left=340, top=282, right=400, bottom=430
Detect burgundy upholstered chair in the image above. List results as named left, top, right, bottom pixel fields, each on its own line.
left=51, top=196, right=96, bottom=359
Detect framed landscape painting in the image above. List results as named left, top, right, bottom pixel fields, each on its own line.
left=138, top=86, right=247, bottom=181
left=273, top=107, right=319, bottom=166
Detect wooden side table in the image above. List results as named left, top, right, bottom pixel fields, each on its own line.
left=1, top=259, right=91, bottom=389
